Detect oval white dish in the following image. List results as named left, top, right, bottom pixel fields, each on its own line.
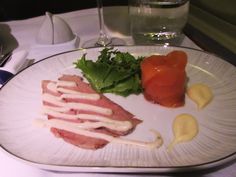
left=0, top=45, right=236, bottom=173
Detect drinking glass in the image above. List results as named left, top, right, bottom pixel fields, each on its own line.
left=129, top=0, right=189, bottom=45
left=82, top=0, right=125, bottom=48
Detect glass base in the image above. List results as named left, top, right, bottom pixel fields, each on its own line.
left=133, top=32, right=185, bottom=46
left=82, top=37, right=126, bottom=49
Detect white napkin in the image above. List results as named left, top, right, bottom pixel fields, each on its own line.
left=28, top=35, right=79, bottom=62
left=0, top=50, right=28, bottom=74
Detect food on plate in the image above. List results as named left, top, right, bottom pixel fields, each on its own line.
left=74, top=47, right=144, bottom=96
left=35, top=119, right=163, bottom=149
left=35, top=74, right=163, bottom=150
left=187, top=83, right=213, bottom=109
left=141, top=51, right=187, bottom=107
left=75, top=48, right=189, bottom=108
left=168, top=113, right=199, bottom=151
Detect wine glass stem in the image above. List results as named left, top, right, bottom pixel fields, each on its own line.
left=96, top=0, right=111, bottom=46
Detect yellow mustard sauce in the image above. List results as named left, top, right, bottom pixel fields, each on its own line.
left=187, top=83, right=213, bottom=109
left=168, top=113, right=198, bottom=151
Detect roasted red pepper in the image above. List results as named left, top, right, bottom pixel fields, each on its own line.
left=141, top=51, right=187, bottom=107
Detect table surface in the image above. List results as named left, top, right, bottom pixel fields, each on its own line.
left=0, top=6, right=235, bottom=177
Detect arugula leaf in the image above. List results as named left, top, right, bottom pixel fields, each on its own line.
left=74, top=47, right=143, bottom=96
left=104, top=73, right=141, bottom=96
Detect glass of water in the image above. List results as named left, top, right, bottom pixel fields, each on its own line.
left=128, top=0, right=189, bottom=45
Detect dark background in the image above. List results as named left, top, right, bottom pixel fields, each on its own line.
left=0, top=0, right=235, bottom=64
left=0, top=0, right=128, bottom=21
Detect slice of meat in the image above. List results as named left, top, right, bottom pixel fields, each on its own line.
left=50, top=128, right=109, bottom=149
left=41, top=74, right=142, bottom=150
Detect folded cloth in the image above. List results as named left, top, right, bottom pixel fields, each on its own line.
left=28, top=35, right=79, bottom=61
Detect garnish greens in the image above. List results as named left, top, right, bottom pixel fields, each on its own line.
left=74, top=47, right=144, bottom=96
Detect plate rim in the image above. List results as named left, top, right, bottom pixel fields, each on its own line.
left=1, top=144, right=235, bottom=173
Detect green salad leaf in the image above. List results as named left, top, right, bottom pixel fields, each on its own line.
left=74, top=47, right=144, bottom=96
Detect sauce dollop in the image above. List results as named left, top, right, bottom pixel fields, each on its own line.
left=187, top=83, right=213, bottom=109
left=168, top=113, right=198, bottom=150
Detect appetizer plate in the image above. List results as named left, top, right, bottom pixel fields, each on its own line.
left=0, top=46, right=236, bottom=173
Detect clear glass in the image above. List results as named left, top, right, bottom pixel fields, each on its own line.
left=95, top=0, right=111, bottom=46
left=82, top=0, right=125, bottom=48
left=129, top=0, right=189, bottom=45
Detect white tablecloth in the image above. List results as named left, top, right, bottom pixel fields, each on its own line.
left=0, top=7, right=235, bottom=177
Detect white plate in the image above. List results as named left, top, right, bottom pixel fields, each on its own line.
left=0, top=46, right=236, bottom=173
